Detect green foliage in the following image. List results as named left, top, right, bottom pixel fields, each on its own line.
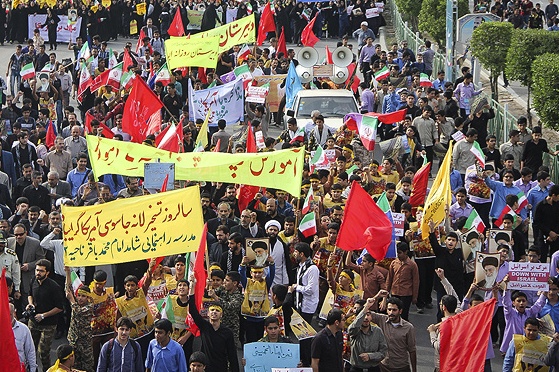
left=506, top=29, right=559, bottom=87
left=395, top=0, right=423, bottom=28
left=470, top=22, right=513, bottom=100
left=418, top=0, right=468, bottom=47
left=532, top=53, right=559, bottom=131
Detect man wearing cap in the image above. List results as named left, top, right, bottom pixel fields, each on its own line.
left=188, top=281, right=240, bottom=372
left=352, top=21, right=376, bottom=47
left=0, top=230, right=21, bottom=299
left=265, top=220, right=292, bottom=286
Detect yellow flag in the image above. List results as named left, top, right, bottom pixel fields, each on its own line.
left=136, top=2, right=146, bottom=15
left=11, top=0, right=22, bottom=9
left=421, top=142, right=453, bottom=239
left=165, top=36, right=220, bottom=69
left=195, top=110, right=211, bottom=151
left=86, top=136, right=305, bottom=196
left=62, top=186, right=204, bottom=267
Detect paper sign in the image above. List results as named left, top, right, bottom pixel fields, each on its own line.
left=488, top=229, right=512, bottom=253
left=312, top=65, right=333, bottom=77
left=165, top=36, right=220, bottom=69
left=253, top=75, right=286, bottom=112
left=310, top=149, right=336, bottom=170
left=508, top=262, right=550, bottom=291
left=144, top=163, right=175, bottom=190
left=474, top=252, right=501, bottom=290
left=186, top=10, right=204, bottom=30
left=290, top=310, right=317, bottom=340
left=451, top=131, right=466, bottom=142
left=246, top=85, right=270, bottom=104
left=255, top=131, right=266, bottom=149
left=244, top=342, right=300, bottom=372
left=392, top=212, right=405, bottom=237
left=365, top=8, right=379, bottom=18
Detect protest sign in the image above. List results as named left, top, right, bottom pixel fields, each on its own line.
left=392, top=212, right=405, bottom=237
left=508, top=262, right=550, bottom=291
left=165, top=36, right=220, bottom=69
left=28, top=15, right=81, bottom=43
left=290, top=310, right=317, bottom=340
left=246, top=84, right=270, bottom=104
left=62, top=186, right=204, bottom=266
left=188, top=78, right=244, bottom=125
left=186, top=10, right=204, bottom=30
left=87, top=136, right=305, bottom=196
left=144, top=163, right=175, bottom=190
left=253, top=75, right=286, bottom=112
left=474, top=252, right=501, bottom=290
left=244, top=343, right=300, bottom=372
left=189, top=14, right=256, bottom=53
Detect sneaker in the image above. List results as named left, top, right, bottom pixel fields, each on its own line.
left=417, top=308, right=424, bottom=314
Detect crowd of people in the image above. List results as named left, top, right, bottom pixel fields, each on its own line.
left=1, top=0, right=559, bottom=372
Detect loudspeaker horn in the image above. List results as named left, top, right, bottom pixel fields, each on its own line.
left=331, top=66, right=349, bottom=84
left=297, top=47, right=319, bottom=68
left=296, top=65, right=313, bottom=83
left=332, top=46, right=352, bottom=67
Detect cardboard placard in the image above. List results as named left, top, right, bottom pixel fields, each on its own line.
left=246, top=238, right=270, bottom=267
left=392, top=212, right=405, bottom=237
left=474, top=252, right=501, bottom=290
left=312, top=65, right=334, bottom=77
left=488, top=229, right=512, bottom=253
left=508, top=262, right=550, bottom=291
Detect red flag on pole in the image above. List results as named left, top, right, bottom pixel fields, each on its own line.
left=325, top=45, right=333, bottom=64
left=45, top=120, right=57, bottom=148
left=246, top=124, right=257, bottom=153
left=277, top=27, right=287, bottom=57
left=90, top=69, right=110, bottom=93
left=122, top=49, right=134, bottom=74
left=161, top=173, right=169, bottom=192
left=238, top=124, right=260, bottom=212
left=194, top=224, right=208, bottom=310
left=168, top=8, right=185, bottom=37
left=409, top=162, right=431, bottom=207
left=365, top=109, right=408, bottom=125
left=84, top=112, right=114, bottom=138
left=336, top=181, right=393, bottom=261
left=122, top=77, right=164, bottom=143
left=0, top=269, right=24, bottom=372
left=440, top=298, right=496, bottom=372
left=301, top=14, right=319, bottom=47
left=257, top=2, right=276, bottom=45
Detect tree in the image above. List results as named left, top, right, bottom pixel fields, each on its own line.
left=418, top=0, right=468, bottom=48
left=532, top=53, right=559, bottom=131
left=470, top=22, right=513, bottom=101
left=395, top=0, right=423, bottom=30
left=506, top=29, right=559, bottom=124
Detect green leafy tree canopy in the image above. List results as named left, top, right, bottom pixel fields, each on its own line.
left=532, top=53, right=559, bottom=131
left=418, top=0, right=468, bottom=48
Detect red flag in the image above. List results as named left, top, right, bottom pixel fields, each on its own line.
left=98, top=122, right=115, bottom=139
left=155, top=123, right=171, bottom=147
left=409, top=162, right=431, bottom=207
left=45, top=120, right=57, bottom=148
left=301, top=14, right=319, bottom=47
left=0, top=269, right=24, bottom=372
left=440, top=298, right=496, bottom=372
left=325, top=45, right=333, bottom=64
left=90, top=69, right=110, bottom=93
left=161, top=173, right=169, bottom=192
left=198, top=67, right=207, bottom=84
left=257, top=2, right=276, bottom=45
left=246, top=124, right=257, bottom=153
left=122, top=77, right=164, bottom=143
left=157, top=123, right=183, bottom=152
left=85, top=112, right=114, bottom=139
left=365, top=109, right=407, bottom=125
left=168, top=8, right=185, bottom=37
left=122, top=49, right=133, bottom=74
left=135, top=29, right=152, bottom=54
left=336, top=181, right=393, bottom=261
left=146, top=111, right=162, bottom=136
left=194, top=224, right=208, bottom=310
left=277, top=27, right=287, bottom=57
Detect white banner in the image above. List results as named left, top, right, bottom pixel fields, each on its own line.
left=188, top=78, right=244, bottom=126
left=28, top=15, right=82, bottom=43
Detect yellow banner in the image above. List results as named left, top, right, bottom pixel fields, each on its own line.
left=136, top=2, right=146, bottom=15
left=87, top=136, right=305, bottom=196
left=189, top=13, right=256, bottom=54
left=421, top=142, right=453, bottom=239
left=165, top=36, right=220, bottom=69
left=63, top=186, right=204, bottom=267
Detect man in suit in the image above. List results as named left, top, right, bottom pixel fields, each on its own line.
left=8, top=223, right=45, bottom=304
left=207, top=202, right=238, bottom=237
left=0, top=141, right=17, bottom=187
left=42, top=171, right=71, bottom=210
left=141, top=18, right=158, bottom=38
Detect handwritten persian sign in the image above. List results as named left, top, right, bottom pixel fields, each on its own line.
left=189, top=13, right=255, bottom=53
left=62, top=186, right=204, bottom=266
left=188, top=78, right=244, bottom=125
left=244, top=342, right=300, bottom=372
left=508, top=262, right=550, bottom=291
left=165, top=36, right=220, bottom=69
left=28, top=15, right=82, bottom=43
left=86, top=136, right=305, bottom=196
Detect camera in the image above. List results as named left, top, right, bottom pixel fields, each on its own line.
left=21, top=306, right=36, bottom=321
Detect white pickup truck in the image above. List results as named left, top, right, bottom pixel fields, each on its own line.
left=285, top=89, right=359, bottom=130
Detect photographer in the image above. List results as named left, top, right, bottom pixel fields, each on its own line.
left=26, top=258, right=64, bottom=370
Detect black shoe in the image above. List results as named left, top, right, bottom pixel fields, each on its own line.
left=54, top=330, right=64, bottom=340
left=425, top=303, right=434, bottom=309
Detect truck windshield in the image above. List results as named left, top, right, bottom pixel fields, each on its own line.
left=296, top=96, right=358, bottom=118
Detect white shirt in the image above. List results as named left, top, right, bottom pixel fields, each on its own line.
left=295, top=259, right=320, bottom=314
left=12, top=320, right=37, bottom=372
left=269, top=239, right=288, bottom=286
left=40, top=232, right=85, bottom=280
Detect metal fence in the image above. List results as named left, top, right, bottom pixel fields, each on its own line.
left=386, top=0, right=559, bottom=183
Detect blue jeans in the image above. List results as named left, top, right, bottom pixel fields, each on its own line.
left=9, top=72, right=20, bottom=96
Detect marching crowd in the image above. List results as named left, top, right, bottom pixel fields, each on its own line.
left=1, top=0, right=559, bottom=372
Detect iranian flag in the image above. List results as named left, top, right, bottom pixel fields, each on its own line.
left=301, top=187, right=314, bottom=215
left=69, top=271, right=83, bottom=295
left=107, top=62, right=123, bottom=90
left=77, top=62, right=92, bottom=99
left=464, top=209, right=486, bottom=233
left=309, top=144, right=327, bottom=172
left=299, top=212, right=317, bottom=237
left=344, top=113, right=379, bottom=151
left=108, top=48, right=118, bottom=69
left=374, top=66, right=390, bottom=81
left=154, top=62, right=171, bottom=86
left=470, top=141, right=485, bottom=168
left=157, top=295, right=175, bottom=323
left=516, top=191, right=528, bottom=212
left=420, top=73, right=432, bottom=87
left=238, top=44, right=251, bottom=62
left=121, top=70, right=135, bottom=90
left=494, top=205, right=517, bottom=228
left=289, top=127, right=305, bottom=144
left=20, top=62, right=35, bottom=80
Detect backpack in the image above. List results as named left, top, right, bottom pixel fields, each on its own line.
left=105, top=338, right=140, bottom=370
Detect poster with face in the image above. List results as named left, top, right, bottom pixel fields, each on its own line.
left=36, top=72, right=50, bottom=93
left=475, top=252, right=501, bottom=290
left=246, top=238, right=270, bottom=267
left=460, top=227, right=483, bottom=274
left=488, top=229, right=512, bottom=253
